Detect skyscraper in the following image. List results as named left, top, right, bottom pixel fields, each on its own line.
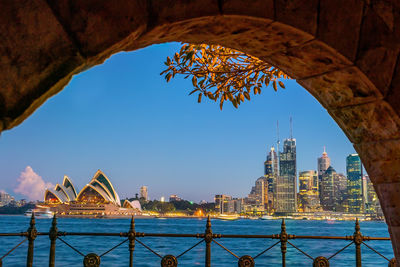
left=264, top=146, right=278, bottom=212
left=317, top=147, right=331, bottom=177
left=277, top=138, right=297, bottom=213
left=298, top=170, right=320, bottom=212
left=317, top=147, right=331, bottom=197
left=215, top=194, right=232, bottom=214
left=140, top=186, right=148, bottom=201
left=320, top=166, right=337, bottom=211
left=346, top=154, right=363, bottom=213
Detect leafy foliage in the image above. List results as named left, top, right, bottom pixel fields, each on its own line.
left=161, top=44, right=290, bottom=110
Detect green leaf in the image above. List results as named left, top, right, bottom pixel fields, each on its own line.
left=279, top=81, right=285, bottom=89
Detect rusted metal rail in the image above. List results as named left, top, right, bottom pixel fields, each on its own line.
left=0, top=213, right=395, bottom=267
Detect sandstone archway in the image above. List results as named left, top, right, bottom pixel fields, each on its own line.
left=1, top=0, right=400, bottom=260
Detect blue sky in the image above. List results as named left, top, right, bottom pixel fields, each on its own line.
left=0, top=42, right=356, bottom=202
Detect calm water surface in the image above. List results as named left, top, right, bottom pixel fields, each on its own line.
left=0, top=216, right=394, bottom=266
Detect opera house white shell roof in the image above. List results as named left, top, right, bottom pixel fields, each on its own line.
left=44, top=170, right=122, bottom=207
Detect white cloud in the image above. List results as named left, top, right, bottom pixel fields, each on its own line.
left=14, top=166, right=54, bottom=201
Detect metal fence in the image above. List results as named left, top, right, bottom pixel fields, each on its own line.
left=0, top=214, right=396, bottom=267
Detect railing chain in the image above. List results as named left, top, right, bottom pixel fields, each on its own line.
left=57, top=237, right=85, bottom=256
left=135, top=238, right=163, bottom=258
left=327, top=241, right=354, bottom=260
left=253, top=240, right=280, bottom=259
left=287, top=240, right=314, bottom=260
left=0, top=217, right=395, bottom=266
left=212, top=239, right=239, bottom=259
left=176, top=239, right=204, bottom=258
left=99, top=238, right=128, bottom=257
left=0, top=238, right=27, bottom=261
left=362, top=241, right=391, bottom=262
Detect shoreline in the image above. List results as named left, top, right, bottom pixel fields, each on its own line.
left=0, top=214, right=385, bottom=222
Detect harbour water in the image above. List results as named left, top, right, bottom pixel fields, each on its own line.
left=0, top=215, right=394, bottom=266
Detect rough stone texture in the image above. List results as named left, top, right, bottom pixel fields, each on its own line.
left=318, top=0, right=364, bottom=61
left=386, top=55, right=400, bottom=117
left=275, top=0, right=319, bottom=35
left=298, top=66, right=382, bottom=108
left=375, top=183, right=400, bottom=258
left=0, top=0, right=84, bottom=130
left=46, top=0, right=148, bottom=58
left=221, top=0, right=274, bottom=19
left=356, top=1, right=400, bottom=95
left=330, top=101, right=400, bottom=144
left=389, top=226, right=400, bottom=261
left=148, top=0, right=220, bottom=26
left=376, top=183, right=400, bottom=226
left=1, top=0, right=400, bottom=262
left=265, top=40, right=353, bottom=79
left=355, top=140, right=400, bottom=184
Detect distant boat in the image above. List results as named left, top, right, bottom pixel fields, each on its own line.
left=215, top=214, right=239, bottom=221
left=260, top=215, right=274, bottom=220
left=24, top=207, right=53, bottom=219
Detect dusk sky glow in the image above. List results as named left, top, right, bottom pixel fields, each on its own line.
left=0, top=42, right=357, bottom=202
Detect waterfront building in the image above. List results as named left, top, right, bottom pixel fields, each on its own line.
left=255, top=177, right=266, bottom=208
left=346, top=154, right=363, bottom=213
left=0, top=191, right=14, bottom=206
left=264, top=146, right=278, bottom=212
left=43, top=170, right=141, bottom=217
left=169, top=194, right=182, bottom=202
left=364, top=175, right=382, bottom=216
left=362, top=176, right=368, bottom=211
left=298, top=170, right=320, bottom=212
left=320, top=166, right=337, bottom=211
left=140, top=186, right=148, bottom=201
left=317, top=148, right=331, bottom=196
left=225, top=198, right=244, bottom=214
left=214, top=194, right=232, bottom=214
left=334, top=173, right=348, bottom=212
left=317, top=147, right=331, bottom=178
left=245, top=177, right=266, bottom=212
left=277, top=138, right=297, bottom=213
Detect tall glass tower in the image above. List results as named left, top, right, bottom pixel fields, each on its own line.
left=264, top=147, right=278, bottom=212
left=277, top=138, right=297, bottom=213
left=346, top=154, right=363, bottom=213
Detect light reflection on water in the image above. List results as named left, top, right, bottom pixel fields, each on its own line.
left=0, top=216, right=393, bottom=266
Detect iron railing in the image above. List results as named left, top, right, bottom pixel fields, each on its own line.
left=0, top=214, right=396, bottom=267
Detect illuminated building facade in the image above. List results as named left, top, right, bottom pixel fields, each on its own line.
left=264, top=147, right=278, bottom=212
left=140, top=186, right=148, bottom=201
left=277, top=138, right=297, bottom=213
left=347, top=154, right=363, bottom=213
left=298, top=170, right=320, bottom=212
left=43, top=170, right=141, bottom=216
left=214, top=194, right=232, bottom=214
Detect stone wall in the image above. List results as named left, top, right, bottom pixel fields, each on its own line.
left=0, top=0, right=399, bottom=261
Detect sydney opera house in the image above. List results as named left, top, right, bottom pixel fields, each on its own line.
left=43, top=170, right=142, bottom=217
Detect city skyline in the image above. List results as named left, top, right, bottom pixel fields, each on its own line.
left=0, top=42, right=357, bottom=202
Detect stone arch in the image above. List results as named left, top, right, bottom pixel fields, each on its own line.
left=1, top=0, right=400, bottom=260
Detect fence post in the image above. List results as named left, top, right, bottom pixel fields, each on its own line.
left=280, top=219, right=287, bottom=267
left=49, top=214, right=58, bottom=267
left=205, top=216, right=212, bottom=267
left=26, top=213, right=37, bottom=267
left=128, top=216, right=135, bottom=267
left=354, top=218, right=362, bottom=267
